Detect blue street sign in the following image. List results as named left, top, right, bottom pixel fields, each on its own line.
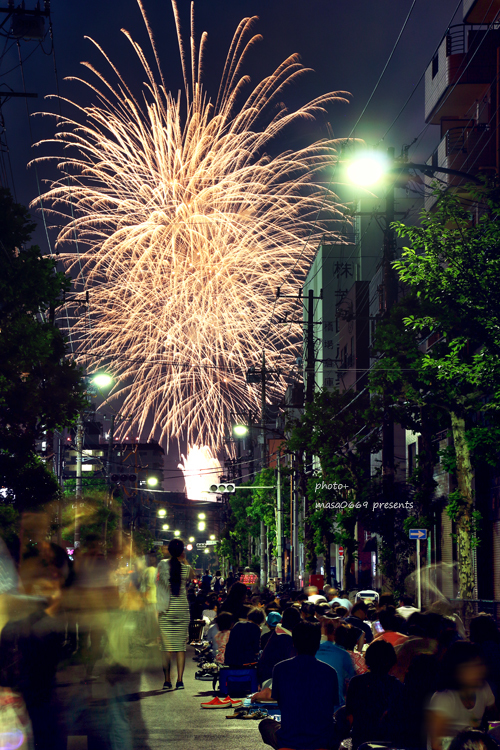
left=409, top=529, right=427, bottom=540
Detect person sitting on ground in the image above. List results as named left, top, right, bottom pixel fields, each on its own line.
left=293, top=591, right=308, bottom=603
left=428, top=641, right=498, bottom=750
left=258, top=621, right=340, bottom=750
left=261, top=610, right=282, bottom=651
left=201, top=594, right=218, bottom=635
left=334, top=605, right=349, bottom=618
left=224, top=606, right=265, bottom=667
left=213, top=611, right=233, bottom=664
left=316, top=616, right=355, bottom=706
left=374, top=607, right=409, bottom=647
left=345, top=639, right=405, bottom=750
left=398, top=652, right=439, bottom=749
left=257, top=606, right=300, bottom=688
left=469, top=613, right=500, bottom=701
left=218, top=580, right=248, bottom=620
left=376, top=592, right=395, bottom=612
left=305, top=586, right=327, bottom=605
left=335, top=623, right=367, bottom=675
left=345, top=602, right=374, bottom=644
left=301, top=601, right=317, bottom=623
left=329, top=588, right=353, bottom=612
left=314, top=602, right=331, bottom=621
left=397, top=593, right=420, bottom=620
left=449, top=729, right=500, bottom=750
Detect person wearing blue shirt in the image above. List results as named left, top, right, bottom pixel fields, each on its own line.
left=258, top=621, right=339, bottom=750
left=316, top=619, right=355, bottom=706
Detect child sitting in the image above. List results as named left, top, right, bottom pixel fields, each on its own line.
left=214, top=611, right=233, bottom=664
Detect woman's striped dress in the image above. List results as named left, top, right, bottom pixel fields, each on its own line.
left=157, top=560, right=192, bottom=652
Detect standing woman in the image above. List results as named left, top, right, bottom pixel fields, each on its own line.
left=156, top=539, right=195, bottom=690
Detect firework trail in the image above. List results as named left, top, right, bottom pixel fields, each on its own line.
left=32, top=0, right=351, bottom=450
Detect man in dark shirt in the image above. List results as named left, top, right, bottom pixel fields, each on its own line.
left=224, top=607, right=265, bottom=666
left=345, top=639, right=404, bottom=750
left=201, top=570, right=213, bottom=592
left=344, top=603, right=373, bottom=644
left=259, top=621, right=339, bottom=750
left=257, top=606, right=300, bottom=686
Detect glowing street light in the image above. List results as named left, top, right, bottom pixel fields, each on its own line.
left=198, top=521, right=206, bottom=531
left=188, top=536, right=195, bottom=543
left=198, top=513, right=206, bottom=520
left=92, top=373, right=113, bottom=389
left=157, top=508, right=166, bottom=517
left=204, top=548, right=210, bottom=554
left=174, top=530, right=181, bottom=537
left=186, top=544, right=193, bottom=551
left=233, top=424, right=248, bottom=438
left=162, top=523, right=169, bottom=530
left=209, top=534, right=216, bottom=540
left=147, top=476, right=159, bottom=487
left=346, top=153, right=388, bottom=187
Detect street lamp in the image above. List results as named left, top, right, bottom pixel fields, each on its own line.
left=158, top=508, right=166, bottom=517
left=198, top=513, right=206, bottom=520
left=186, top=544, right=193, bottom=551
left=209, top=534, right=216, bottom=540
left=204, top=548, right=210, bottom=554
left=189, top=536, right=195, bottom=542
left=174, top=530, right=181, bottom=537
left=233, top=424, right=248, bottom=438
left=92, top=373, right=113, bottom=389
left=147, top=476, right=159, bottom=488
left=162, top=523, right=169, bottom=530
left=198, top=521, right=206, bottom=531
left=346, top=153, right=388, bottom=187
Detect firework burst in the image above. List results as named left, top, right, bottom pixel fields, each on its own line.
left=32, top=1, right=351, bottom=450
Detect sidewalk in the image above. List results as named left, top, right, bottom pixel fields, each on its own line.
left=54, top=647, right=263, bottom=750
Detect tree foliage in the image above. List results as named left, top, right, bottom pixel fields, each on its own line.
left=286, top=387, right=381, bottom=585
left=391, top=184, right=500, bottom=599
left=0, top=189, right=86, bottom=510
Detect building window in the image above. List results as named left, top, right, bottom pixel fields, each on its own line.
left=432, top=54, right=439, bottom=79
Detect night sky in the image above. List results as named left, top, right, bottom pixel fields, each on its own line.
left=2, top=0, right=462, bottom=489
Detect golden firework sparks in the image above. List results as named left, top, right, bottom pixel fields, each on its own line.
left=32, top=1, right=351, bottom=450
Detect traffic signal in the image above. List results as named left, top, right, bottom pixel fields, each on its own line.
left=208, top=483, right=236, bottom=493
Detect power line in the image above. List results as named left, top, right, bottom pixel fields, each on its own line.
left=379, top=0, right=463, bottom=142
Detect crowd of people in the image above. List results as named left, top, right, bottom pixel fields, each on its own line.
left=182, top=569, right=500, bottom=750
left=1, top=530, right=500, bottom=750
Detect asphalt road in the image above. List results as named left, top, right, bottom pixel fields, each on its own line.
left=56, top=646, right=262, bottom=750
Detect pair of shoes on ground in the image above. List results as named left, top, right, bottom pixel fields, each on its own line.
left=226, top=708, right=268, bottom=720
left=162, top=680, right=184, bottom=690
left=195, top=663, right=219, bottom=680
left=200, top=696, right=243, bottom=709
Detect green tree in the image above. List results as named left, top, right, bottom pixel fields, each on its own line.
left=392, top=184, right=500, bottom=600
left=287, top=387, right=381, bottom=586
left=62, top=488, right=119, bottom=551
left=0, top=189, right=86, bottom=511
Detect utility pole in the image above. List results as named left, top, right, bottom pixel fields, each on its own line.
left=74, top=413, right=83, bottom=548
left=305, top=288, right=316, bottom=405
left=247, top=356, right=279, bottom=588
left=382, top=147, right=397, bottom=500
left=261, top=350, right=268, bottom=468
left=261, top=353, right=268, bottom=589
left=304, top=287, right=322, bottom=579
left=276, top=448, right=283, bottom=584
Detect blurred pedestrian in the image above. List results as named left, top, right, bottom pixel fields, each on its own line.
left=156, top=539, right=195, bottom=690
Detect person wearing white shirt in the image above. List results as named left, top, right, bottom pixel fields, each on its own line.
left=397, top=595, right=420, bottom=620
